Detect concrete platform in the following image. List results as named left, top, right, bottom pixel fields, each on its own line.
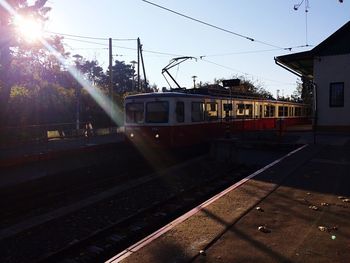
left=0, top=134, right=125, bottom=189
left=107, top=138, right=350, bottom=263
left=0, top=133, right=123, bottom=168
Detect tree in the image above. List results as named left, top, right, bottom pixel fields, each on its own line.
left=291, top=77, right=313, bottom=104
left=73, top=54, right=105, bottom=86
left=108, top=60, right=134, bottom=93
left=0, top=0, right=50, bottom=124
left=225, top=75, right=274, bottom=99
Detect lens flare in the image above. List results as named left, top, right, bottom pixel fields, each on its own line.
left=1, top=0, right=123, bottom=126
left=14, top=15, right=43, bottom=43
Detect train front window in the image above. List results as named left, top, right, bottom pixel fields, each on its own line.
left=146, top=101, right=169, bottom=123
left=126, top=103, right=144, bottom=123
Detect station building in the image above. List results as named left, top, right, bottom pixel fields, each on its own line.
left=275, top=21, right=350, bottom=131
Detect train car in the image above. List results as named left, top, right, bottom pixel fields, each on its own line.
left=124, top=91, right=310, bottom=148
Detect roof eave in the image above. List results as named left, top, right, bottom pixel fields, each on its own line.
left=275, top=51, right=314, bottom=79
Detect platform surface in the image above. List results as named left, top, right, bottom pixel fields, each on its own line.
left=107, top=134, right=350, bottom=263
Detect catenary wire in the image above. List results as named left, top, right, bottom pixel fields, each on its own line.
left=45, top=31, right=136, bottom=41
left=142, top=0, right=288, bottom=50
left=201, top=58, right=295, bottom=85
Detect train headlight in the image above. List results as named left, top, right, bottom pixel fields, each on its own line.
left=155, top=133, right=160, bottom=139
left=130, top=133, right=134, bottom=138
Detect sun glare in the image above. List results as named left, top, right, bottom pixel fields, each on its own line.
left=14, top=15, right=43, bottom=43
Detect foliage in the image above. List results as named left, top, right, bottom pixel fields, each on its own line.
left=0, top=1, right=149, bottom=129
left=206, top=76, right=274, bottom=99
left=0, top=0, right=50, bottom=123
left=291, top=78, right=313, bottom=104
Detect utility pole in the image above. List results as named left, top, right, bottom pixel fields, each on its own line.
left=139, top=40, right=148, bottom=90
left=109, top=38, right=113, bottom=125
left=137, top=38, right=141, bottom=91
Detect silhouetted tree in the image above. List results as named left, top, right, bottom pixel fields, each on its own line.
left=292, top=77, right=313, bottom=104
left=0, top=0, right=50, bottom=124
left=108, top=60, right=134, bottom=93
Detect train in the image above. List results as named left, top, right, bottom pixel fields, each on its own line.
left=124, top=88, right=310, bottom=148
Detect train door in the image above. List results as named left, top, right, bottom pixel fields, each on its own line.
left=175, top=101, right=185, bottom=123
left=173, top=100, right=185, bottom=146
left=259, top=104, right=263, bottom=118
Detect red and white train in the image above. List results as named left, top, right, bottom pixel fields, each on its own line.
left=124, top=90, right=310, bottom=148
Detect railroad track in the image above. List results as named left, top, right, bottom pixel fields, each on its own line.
left=36, top=164, right=254, bottom=263
left=1, top=145, right=203, bottom=227
left=2, top=146, right=244, bottom=263
left=1, top=161, right=152, bottom=227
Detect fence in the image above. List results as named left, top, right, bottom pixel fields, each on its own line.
left=0, top=122, right=120, bottom=148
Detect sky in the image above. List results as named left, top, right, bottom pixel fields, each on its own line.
left=44, top=0, right=350, bottom=97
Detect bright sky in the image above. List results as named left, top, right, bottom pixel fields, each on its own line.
left=45, top=0, right=350, bottom=97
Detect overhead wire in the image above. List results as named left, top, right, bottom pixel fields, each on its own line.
left=46, top=32, right=184, bottom=57
left=200, top=58, right=295, bottom=86
left=200, top=48, right=282, bottom=57
left=45, top=30, right=137, bottom=41
left=44, top=28, right=304, bottom=87
left=142, top=0, right=290, bottom=50
left=45, top=29, right=311, bottom=59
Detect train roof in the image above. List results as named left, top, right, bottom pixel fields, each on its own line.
left=125, top=92, right=308, bottom=106
left=125, top=92, right=207, bottom=99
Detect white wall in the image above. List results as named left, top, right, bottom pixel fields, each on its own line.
left=313, top=54, right=350, bottom=126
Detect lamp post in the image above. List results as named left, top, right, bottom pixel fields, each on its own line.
left=192, top=75, right=197, bottom=89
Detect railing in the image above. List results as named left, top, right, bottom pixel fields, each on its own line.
left=0, top=122, right=120, bottom=148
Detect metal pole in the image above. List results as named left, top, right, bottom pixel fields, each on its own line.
left=137, top=37, right=141, bottom=91
left=109, top=38, right=113, bottom=125
left=76, top=85, right=80, bottom=132
left=139, top=40, right=147, bottom=89
left=313, top=82, right=317, bottom=144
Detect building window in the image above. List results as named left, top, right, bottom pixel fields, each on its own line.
left=330, top=82, right=344, bottom=107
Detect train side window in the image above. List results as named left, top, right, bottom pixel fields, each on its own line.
left=125, top=103, right=144, bottom=123
left=237, top=104, right=244, bottom=114
left=146, top=101, right=169, bottom=123
left=237, top=104, right=252, bottom=118
left=289, top=107, right=294, bottom=117
left=191, top=102, right=205, bottom=122
left=223, top=103, right=232, bottom=111
left=205, top=102, right=218, bottom=121
left=264, top=105, right=275, bottom=117
left=245, top=104, right=253, bottom=118
left=278, top=106, right=288, bottom=117
left=176, top=101, right=185, bottom=123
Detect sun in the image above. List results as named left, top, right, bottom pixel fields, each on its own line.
left=13, top=15, right=43, bottom=43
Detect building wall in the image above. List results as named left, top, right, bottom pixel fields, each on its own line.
left=313, top=53, right=350, bottom=128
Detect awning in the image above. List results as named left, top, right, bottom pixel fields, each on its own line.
left=275, top=50, right=314, bottom=79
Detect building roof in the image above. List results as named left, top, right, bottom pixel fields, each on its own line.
left=275, top=21, right=350, bottom=78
